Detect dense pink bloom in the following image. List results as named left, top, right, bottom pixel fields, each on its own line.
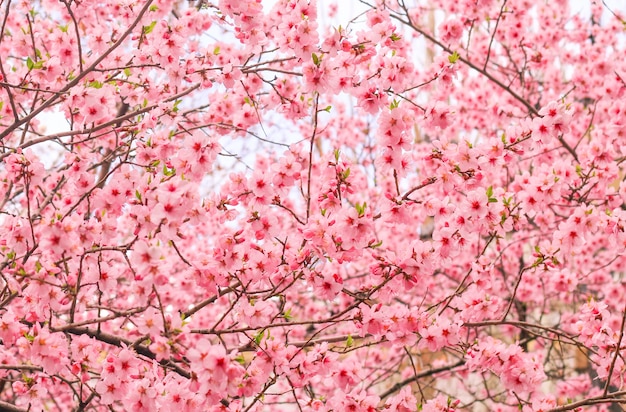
left=0, top=0, right=623, bottom=411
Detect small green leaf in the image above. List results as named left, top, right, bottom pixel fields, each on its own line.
left=234, top=354, right=246, bottom=365
left=355, top=202, right=367, bottom=216
left=312, top=53, right=320, bottom=66
left=213, top=46, right=220, bottom=55
left=346, top=334, right=353, bottom=347
left=143, top=21, right=157, bottom=35
left=283, top=308, right=292, bottom=321
left=390, top=99, right=399, bottom=109
left=135, top=190, right=142, bottom=201
left=486, top=186, right=493, bottom=198
left=322, top=105, right=332, bottom=112
left=448, top=51, right=460, bottom=64
left=163, top=164, right=176, bottom=177
left=488, top=197, right=498, bottom=203
left=390, top=33, right=401, bottom=41
left=254, top=330, right=265, bottom=346
left=333, top=149, right=340, bottom=162
left=123, top=68, right=132, bottom=77
left=26, top=57, right=34, bottom=70
left=369, top=239, right=383, bottom=248
left=342, top=168, right=350, bottom=180
left=149, top=5, right=159, bottom=12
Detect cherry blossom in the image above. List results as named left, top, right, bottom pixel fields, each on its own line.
left=0, top=0, right=625, bottom=411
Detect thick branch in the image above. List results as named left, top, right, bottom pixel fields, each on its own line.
left=379, top=359, right=465, bottom=399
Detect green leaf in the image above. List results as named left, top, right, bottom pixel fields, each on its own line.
left=448, top=51, right=460, bottom=64
left=369, top=239, right=383, bottom=249
left=149, top=5, right=159, bottom=12
left=26, top=57, right=34, bottom=70
left=390, top=99, right=399, bottom=109
left=254, top=330, right=265, bottom=346
left=283, top=308, right=292, bottom=321
left=488, top=197, right=498, bottom=203
left=346, top=334, right=353, bottom=347
left=342, top=168, right=350, bottom=180
left=143, top=21, right=157, bottom=35
left=135, top=190, right=142, bottom=202
left=123, top=68, right=132, bottom=77
left=234, top=354, right=246, bottom=365
left=87, top=80, right=103, bottom=89
left=322, top=105, right=332, bottom=112
left=355, top=202, right=367, bottom=216
left=162, top=164, right=176, bottom=177
left=333, top=148, right=340, bottom=162
left=486, top=186, right=493, bottom=198
left=312, top=53, right=320, bottom=66
left=390, top=33, right=401, bottom=41
left=213, top=46, right=220, bottom=55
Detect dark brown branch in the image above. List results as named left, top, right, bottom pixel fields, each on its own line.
left=379, top=360, right=465, bottom=399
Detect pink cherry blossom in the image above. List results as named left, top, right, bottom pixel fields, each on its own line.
left=0, top=0, right=625, bottom=410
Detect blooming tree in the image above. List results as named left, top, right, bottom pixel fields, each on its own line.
left=0, top=0, right=625, bottom=410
